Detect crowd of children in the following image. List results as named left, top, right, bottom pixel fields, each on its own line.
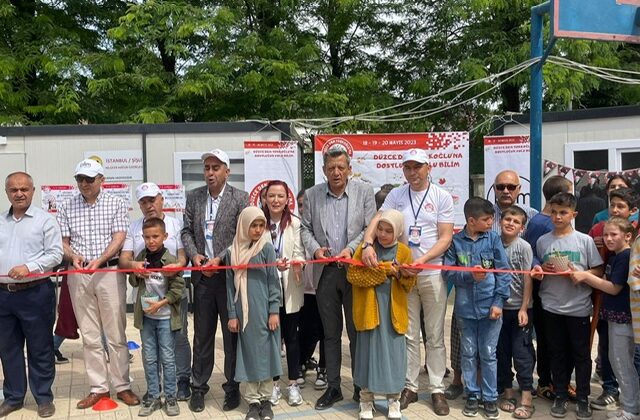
left=126, top=176, right=640, bottom=420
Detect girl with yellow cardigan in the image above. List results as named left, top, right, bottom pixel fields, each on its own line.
left=347, top=209, right=416, bottom=420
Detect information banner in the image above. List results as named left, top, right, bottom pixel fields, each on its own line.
left=84, top=150, right=144, bottom=181
left=483, top=135, right=531, bottom=206
left=158, top=184, right=186, bottom=214
left=244, top=141, right=300, bottom=212
left=41, top=184, right=132, bottom=212
left=314, top=133, right=469, bottom=227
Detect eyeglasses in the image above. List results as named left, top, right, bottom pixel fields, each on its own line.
left=495, top=183, right=519, bottom=192
left=270, top=224, right=278, bottom=240
left=75, top=175, right=97, bottom=184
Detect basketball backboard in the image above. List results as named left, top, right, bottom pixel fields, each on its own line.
left=553, top=0, right=640, bottom=43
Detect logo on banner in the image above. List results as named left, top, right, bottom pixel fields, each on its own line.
left=321, top=137, right=354, bottom=157
left=249, top=180, right=296, bottom=212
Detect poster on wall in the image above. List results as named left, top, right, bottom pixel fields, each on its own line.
left=84, top=150, right=144, bottom=182
left=483, top=135, right=531, bottom=205
left=244, top=141, right=299, bottom=212
left=314, top=133, right=469, bottom=227
left=41, top=184, right=132, bottom=212
left=158, top=184, right=186, bottom=214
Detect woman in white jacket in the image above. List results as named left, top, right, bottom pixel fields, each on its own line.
left=262, top=180, right=305, bottom=407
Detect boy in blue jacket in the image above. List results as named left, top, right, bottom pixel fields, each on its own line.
left=444, top=197, right=511, bottom=419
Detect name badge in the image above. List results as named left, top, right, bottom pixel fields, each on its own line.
left=408, top=225, right=422, bottom=247
left=205, top=220, right=215, bottom=240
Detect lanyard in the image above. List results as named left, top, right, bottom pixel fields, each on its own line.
left=272, top=226, right=284, bottom=258
left=408, top=183, right=431, bottom=225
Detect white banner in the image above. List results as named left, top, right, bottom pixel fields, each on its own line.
left=314, top=133, right=469, bottom=227
left=244, top=141, right=300, bottom=213
left=483, top=135, right=531, bottom=206
left=84, top=150, right=144, bottom=182
left=41, top=183, right=132, bottom=212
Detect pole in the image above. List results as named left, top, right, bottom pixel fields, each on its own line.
left=529, top=1, right=551, bottom=211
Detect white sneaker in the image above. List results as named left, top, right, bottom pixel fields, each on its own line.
left=388, top=398, right=402, bottom=419
left=607, top=410, right=640, bottom=420
left=359, top=401, right=374, bottom=420
left=287, top=383, right=304, bottom=406
left=269, top=383, right=281, bottom=406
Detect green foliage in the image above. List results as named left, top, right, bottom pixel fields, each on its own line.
left=0, top=0, right=637, bottom=142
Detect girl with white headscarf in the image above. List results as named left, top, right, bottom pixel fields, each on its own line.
left=347, top=209, right=416, bottom=420
left=225, top=206, right=282, bottom=419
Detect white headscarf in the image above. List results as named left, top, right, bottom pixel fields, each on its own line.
left=378, top=209, right=404, bottom=246
left=231, top=206, right=269, bottom=331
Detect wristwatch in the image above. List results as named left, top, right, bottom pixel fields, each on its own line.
left=362, top=241, right=373, bottom=250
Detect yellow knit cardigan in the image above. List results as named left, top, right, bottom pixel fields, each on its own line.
left=347, top=242, right=416, bottom=334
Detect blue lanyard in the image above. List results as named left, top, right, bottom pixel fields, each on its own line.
left=272, top=228, right=284, bottom=258
left=408, top=183, right=431, bottom=225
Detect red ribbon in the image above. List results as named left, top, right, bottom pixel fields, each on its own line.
left=1, top=257, right=564, bottom=279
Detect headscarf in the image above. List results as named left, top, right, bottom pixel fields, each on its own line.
left=231, top=206, right=269, bottom=331
left=377, top=209, right=404, bottom=246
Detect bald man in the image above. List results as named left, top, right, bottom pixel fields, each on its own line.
left=491, top=170, right=538, bottom=233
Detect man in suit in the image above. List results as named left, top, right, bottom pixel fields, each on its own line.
left=300, top=145, right=376, bottom=410
left=181, top=149, right=249, bottom=413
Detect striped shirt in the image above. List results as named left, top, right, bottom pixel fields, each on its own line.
left=491, top=202, right=539, bottom=236
left=325, top=184, right=348, bottom=254
left=629, top=236, right=640, bottom=344
left=57, top=191, right=129, bottom=260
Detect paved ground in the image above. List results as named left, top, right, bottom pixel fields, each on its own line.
left=1, top=299, right=612, bottom=420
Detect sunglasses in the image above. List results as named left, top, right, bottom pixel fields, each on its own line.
left=270, top=224, right=278, bottom=240
left=495, top=183, right=519, bottom=192
left=75, top=175, right=97, bottom=184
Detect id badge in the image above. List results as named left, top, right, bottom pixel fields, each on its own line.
left=408, top=225, right=422, bottom=247
left=205, top=220, right=215, bottom=241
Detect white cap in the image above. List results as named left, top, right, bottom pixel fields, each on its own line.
left=136, top=182, right=162, bottom=201
left=402, top=148, right=429, bottom=164
left=75, top=159, right=104, bottom=177
left=201, top=149, right=230, bottom=166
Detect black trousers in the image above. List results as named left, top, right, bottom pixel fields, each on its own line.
left=497, top=309, right=536, bottom=393
left=543, top=310, right=591, bottom=400
left=191, top=272, right=238, bottom=394
left=299, top=293, right=325, bottom=369
left=532, top=282, right=552, bottom=387
left=0, top=281, right=56, bottom=405
left=274, top=307, right=301, bottom=381
left=316, top=265, right=356, bottom=389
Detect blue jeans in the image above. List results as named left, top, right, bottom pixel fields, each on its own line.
left=597, top=320, right=619, bottom=394
left=141, top=317, right=176, bottom=399
left=458, top=316, right=503, bottom=402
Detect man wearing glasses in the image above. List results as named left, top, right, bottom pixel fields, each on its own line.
left=56, top=158, right=140, bottom=409
left=492, top=170, right=538, bottom=234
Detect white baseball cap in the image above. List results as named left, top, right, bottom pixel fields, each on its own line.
left=75, top=159, right=104, bottom=177
left=201, top=149, right=230, bottom=166
left=136, top=182, right=162, bottom=201
left=402, top=148, right=429, bottom=164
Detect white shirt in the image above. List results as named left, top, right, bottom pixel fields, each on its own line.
left=204, top=184, right=226, bottom=259
left=381, top=183, right=454, bottom=274
left=0, top=205, right=63, bottom=283
left=122, top=215, right=184, bottom=257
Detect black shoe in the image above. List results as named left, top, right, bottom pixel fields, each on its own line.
left=463, top=397, right=479, bottom=417
left=353, top=384, right=361, bottom=402
left=176, top=378, right=191, bottom=401
left=576, top=399, right=593, bottom=420
left=483, top=401, right=499, bottom=419
left=54, top=350, right=69, bottom=364
left=260, top=399, right=274, bottom=420
left=315, top=387, right=343, bottom=410
left=188, top=391, right=205, bottom=413
left=223, top=390, right=240, bottom=411
left=245, top=402, right=260, bottom=420
left=551, top=397, right=569, bottom=418
left=0, top=402, right=23, bottom=417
